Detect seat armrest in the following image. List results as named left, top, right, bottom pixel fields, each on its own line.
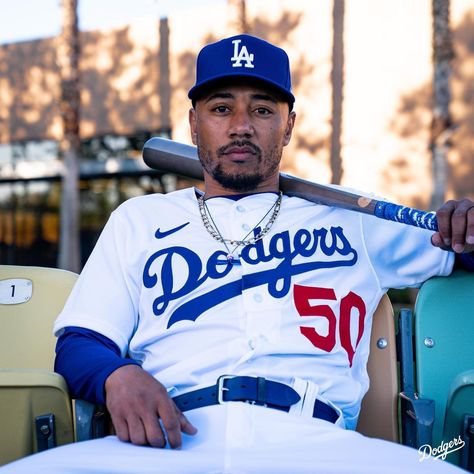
left=73, top=399, right=111, bottom=441
left=398, top=307, right=435, bottom=448
left=443, top=370, right=474, bottom=469
left=399, top=391, right=434, bottom=448
left=0, top=369, right=74, bottom=464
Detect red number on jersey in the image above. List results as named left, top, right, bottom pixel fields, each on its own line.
left=294, top=285, right=366, bottom=367
left=339, top=291, right=366, bottom=366
left=293, top=285, right=337, bottom=353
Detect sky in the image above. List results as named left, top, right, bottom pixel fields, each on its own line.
left=0, top=0, right=225, bottom=45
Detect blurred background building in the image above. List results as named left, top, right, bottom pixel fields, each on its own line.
left=1, top=0, right=473, bottom=269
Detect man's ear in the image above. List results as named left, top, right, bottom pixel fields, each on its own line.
left=189, top=108, right=198, bottom=145
left=283, top=111, right=296, bottom=147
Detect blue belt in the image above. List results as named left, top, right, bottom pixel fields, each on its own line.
left=172, top=375, right=339, bottom=424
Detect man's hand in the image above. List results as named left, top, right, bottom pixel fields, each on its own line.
left=432, top=199, right=474, bottom=253
left=104, top=364, right=197, bottom=448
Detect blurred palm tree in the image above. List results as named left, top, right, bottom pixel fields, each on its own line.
left=57, top=0, right=81, bottom=272
left=330, top=0, right=345, bottom=185
left=430, top=0, right=454, bottom=209
left=227, top=0, right=248, bottom=34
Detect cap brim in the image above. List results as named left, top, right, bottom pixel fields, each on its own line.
left=188, top=73, right=295, bottom=105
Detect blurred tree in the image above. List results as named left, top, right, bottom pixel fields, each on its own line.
left=57, top=0, right=81, bottom=272
left=227, top=0, right=248, bottom=34
left=430, top=0, right=454, bottom=209
left=330, top=0, right=345, bottom=185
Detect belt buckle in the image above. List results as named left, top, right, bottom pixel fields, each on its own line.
left=217, top=375, right=233, bottom=404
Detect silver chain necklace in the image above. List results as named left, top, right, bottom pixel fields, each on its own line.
left=197, top=192, right=283, bottom=265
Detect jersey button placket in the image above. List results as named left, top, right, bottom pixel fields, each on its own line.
left=227, top=203, right=246, bottom=251
left=253, top=293, right=263, bottom=303
left=230, top=203, right=250, bottom=254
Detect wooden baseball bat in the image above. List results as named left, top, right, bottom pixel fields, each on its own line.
left=142, top=137, right=438, bottom=231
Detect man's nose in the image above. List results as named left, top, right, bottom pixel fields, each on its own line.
left=228, top=109, right=254, bottom=137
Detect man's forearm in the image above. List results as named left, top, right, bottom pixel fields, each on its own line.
left=54, top=326, right=140, bottom=404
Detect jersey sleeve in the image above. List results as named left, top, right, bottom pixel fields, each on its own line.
left=360, top=213, right=455, bottom=290
left=53, top=207, right=140, bottom=355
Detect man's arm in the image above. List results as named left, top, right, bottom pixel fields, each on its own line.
left=55, top=328, right=197, bottom=448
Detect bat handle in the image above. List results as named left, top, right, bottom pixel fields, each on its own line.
left=374, top=201, right=439, bottom=231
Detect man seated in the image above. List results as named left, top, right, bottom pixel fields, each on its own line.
left=3, top=34, right=473, bottom=473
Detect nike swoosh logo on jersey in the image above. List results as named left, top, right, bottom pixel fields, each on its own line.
left=155, top=222, right=189, bottom=239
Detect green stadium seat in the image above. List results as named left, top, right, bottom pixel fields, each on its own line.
left=399, top=270, right=474, bottom=471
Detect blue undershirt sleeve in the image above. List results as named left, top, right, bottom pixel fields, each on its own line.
left=455, top=252, right=474, bottom=272
left=54, top=326, right=141, bottom=405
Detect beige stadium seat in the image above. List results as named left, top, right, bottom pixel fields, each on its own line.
left=357, top=294, right=399, bottom=442
left=0, top=265, right=78, bottom=466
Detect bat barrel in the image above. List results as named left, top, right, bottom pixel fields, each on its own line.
left=279, top=173, right=377, bottom=214
left=143, top=137, right=203, bottom=180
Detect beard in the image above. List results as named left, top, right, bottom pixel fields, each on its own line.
left=197, top=140, right=282, bottom=192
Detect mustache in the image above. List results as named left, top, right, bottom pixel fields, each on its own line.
left=217, top=140, right=262, bottom=156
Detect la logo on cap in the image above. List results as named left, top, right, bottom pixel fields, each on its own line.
left=231, top=39, right=254, bottom=68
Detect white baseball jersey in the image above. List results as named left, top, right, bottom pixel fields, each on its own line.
left=54, top=188, right=453, bottom=429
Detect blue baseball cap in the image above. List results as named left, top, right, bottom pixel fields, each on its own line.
left=188, top=34, right=295, bottom=107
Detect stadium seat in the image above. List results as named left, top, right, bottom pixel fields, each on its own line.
left=357, top=294, right=399, bottom=442
left=399, top=270, right=474, bottom=471
left=0, top=265, right=78, bottom=465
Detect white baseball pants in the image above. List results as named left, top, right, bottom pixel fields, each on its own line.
left=0, top=403, right=465, bottom=473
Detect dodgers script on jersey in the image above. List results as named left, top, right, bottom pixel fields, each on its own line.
left=54, top=189, right=453, bottom=429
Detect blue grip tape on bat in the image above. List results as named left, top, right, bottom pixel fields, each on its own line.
left=374, top=201, right=438, bottom=231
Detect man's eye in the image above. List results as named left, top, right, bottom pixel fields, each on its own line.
left=213, top=105, right=229, bottom=113
left=256, top=107, right=271, bottom=115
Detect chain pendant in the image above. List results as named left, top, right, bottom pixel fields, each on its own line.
left=198, top=192, right=282, bottom=267
left=216, top=254, right=241, bottom=266
left=227, top=254, right=241, bottom=265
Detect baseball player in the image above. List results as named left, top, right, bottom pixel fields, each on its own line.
left=3, top=34, right=473, bottom=473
